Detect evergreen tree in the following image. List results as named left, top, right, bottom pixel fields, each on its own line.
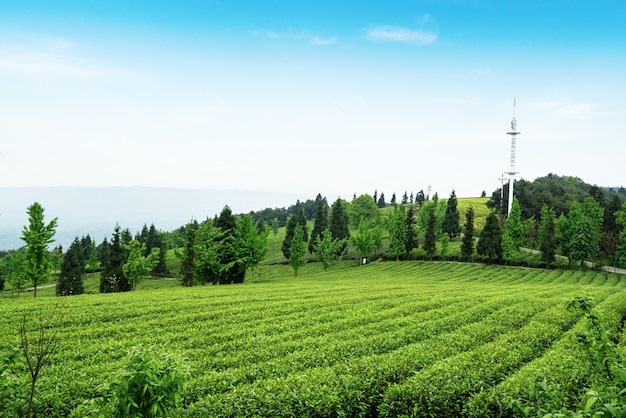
left=377, top=192, right=386, bottom=209
left=86, top=241, right=100, bottom=271
left=538, top=205, right=556, bottom=265
left=56, top=237, right=84, bottom=296
left=282, top=208, right=308, bottom=260
left=329, top=198, right=350, bottom=252
left=21, top=202, right=58, bottom=298
left=100, top=225, right=130, bottom=293
left=271, top=217, right=280, bottom=237
left=387, top=204, right=407, bottom=260
left=391, top=193, right=397, bottom=205
left=461, top=207, right=475, bottom=260
left=180, top=220, right=198, bottom=287
left=373, top=190, right=378, bottom=205
left=215, top=206, right=243, bottom=284
left=289, top=224, right=307, bottom=276
left=416, top=190, right=425, bottom=207
left=405, top=204, right=419, bottom=257
left=502, top=197, right=525, bottom=259
left=146, top=224, right=168, bottom=275
left=442, top=190, right=462, bottom=238
left=423, top=208, right=437, bottom=258
left=410, top=192, right=414, bottom=204
left=477, top=212, right=503, bottom=263
left=194, top=219, right=223, bottom=285
left=402, top=191, right=408, bottom=205
left=309, top=197, right=329, bottom=254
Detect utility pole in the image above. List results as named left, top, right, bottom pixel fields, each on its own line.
left=498, top=173, right=507, bottom=214
left=506, top=99, right=521, bottom=216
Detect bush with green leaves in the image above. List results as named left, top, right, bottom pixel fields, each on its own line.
left=72, top=346, right=188, bottom=418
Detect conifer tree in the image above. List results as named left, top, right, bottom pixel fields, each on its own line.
left=309, top=197, right=329, bottom=254
left=423, top=209, right=437, bottom=258
left=56, top=238, right=84, bottom=296
left=329, top=198, right=350, bottom=252
left=405, top=204, right=419, bottom=257
left=477, top=212, right=503, bottom=263
left=377, top=192, right=386, bottom=209
left=289, top=224, right=307, bottom=276
left=461, top=207, right=475, bottom=260
left=180, top=220, right=198, bottom=286
left=387, top=204, right=407, bottom=260
left=402, top=191, right=408, bottom=205
left=442, top=190, right=462, bottom=238
left=100, top=225, right=130, bottom=293
left=538, top=205, right=556, bottom=265
left=416, top=190, right=425, bottom=207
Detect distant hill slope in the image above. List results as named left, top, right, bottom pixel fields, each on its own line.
left=0, top=187, right=307, bottom=250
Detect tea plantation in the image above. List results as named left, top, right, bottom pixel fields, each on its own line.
left=2, top=261, right=626, bottom=417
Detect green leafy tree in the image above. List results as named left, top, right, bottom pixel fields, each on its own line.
left=86, top=240, right=100, bottom=271
left=348, top=194, right=379, bottom=228
left=281, top=209, right=307, bottom=260
left=387, top=204, right=407, bottom=260
left=123, top=239, right=160, bottom=291
left=56, top=238, right=84, bottom=296
left=49, top=245, right=63, bottom=274
left=289, top=224, right=307, bottom=276
left=558, top=198, right=604, bottom=268
left=502, top=197, right=525, bottom=259
left=351, top=218, right=376, bottom=264
left=538, top=205, right=557, bottom=265
left=194, top=219, right=222, bottom=285
left=100, top=225, right=130, bottom=293
left=313, top=229, right=346, bottom=271
left=21, top=202, right=58, bottom=298
left=423, top=208, right=437, bottom=258
left=477, top=212, right=503, bottom=263
left=233, top=214, right=269, bottom=281
left=442, top=190, right=462, bottom=238
left=1, top=250, right=28, bottom=295
left=309, top=197, right=329, bottom=254
left=271, top=217, right=280, bottom=237
left=617, top=202, right=626, bottom=266
left=461, top=207, right=475, bottom=260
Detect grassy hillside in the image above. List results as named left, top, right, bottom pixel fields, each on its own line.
left=1, top=261, right=625, bottom=417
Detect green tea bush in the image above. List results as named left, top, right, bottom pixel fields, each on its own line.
left=72, top=345, right=188, bottom=418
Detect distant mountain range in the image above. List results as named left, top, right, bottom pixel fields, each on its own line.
left=0, top=187, right=307, bottom=250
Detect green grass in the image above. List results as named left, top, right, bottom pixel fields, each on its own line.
left=1, top=261, right=625, bottom=417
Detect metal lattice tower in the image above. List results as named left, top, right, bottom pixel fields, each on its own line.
left=506, top=99, right=521, bottom=216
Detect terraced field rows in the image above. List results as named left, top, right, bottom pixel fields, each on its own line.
left=1, top=261, right=624, bottom=417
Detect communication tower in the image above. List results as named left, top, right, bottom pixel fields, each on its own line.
left=506, top=99, right=521, bottom=216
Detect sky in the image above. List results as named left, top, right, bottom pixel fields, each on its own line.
left=1, top=0, right=625, bottom=202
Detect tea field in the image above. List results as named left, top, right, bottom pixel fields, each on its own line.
left=1, top=261, right=626, bottom=417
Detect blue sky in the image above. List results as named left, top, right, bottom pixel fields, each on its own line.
left=1, top=0, right=625, bottom=201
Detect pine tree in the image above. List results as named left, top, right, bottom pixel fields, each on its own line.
left=538, top=205, right=556, bottom=265
left=180, top=220, right=197, bottom=286
left=289, top=224, right=307, bottom=276
left=271, top=217, right=280, bottom=237
left=215, top=206, right=243, bottom=284
left=423, top=209, right=437, bottom=258
left=405, top=204, right=419, bottom=257
left=387, top=204, right=407, bottom=260
left=461, top=207, right=475, bottom=260
left=329, top=198, right=350, bottom=241
left=391, top=193, right=397, bottom=205
left=442, top=190, right=462, bottom=238
left=281, top=214, right=298, bottom=260
left=146, top=224, right=168, bottom=275
left=477, top=212, right=503, bottom=263
left=402, top=191, right=408, bottom=205
left=377, top=192, right=386, bottom=209
left=100, top=225, right=130, bottom=293
left=416, top=190, right=425, bottom=207
left=309, top=198, right=329, bottom=254
left=56, top=238, right=84, bottom=296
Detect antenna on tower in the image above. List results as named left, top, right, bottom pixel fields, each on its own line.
left=505, top=98, right=521, bottom=216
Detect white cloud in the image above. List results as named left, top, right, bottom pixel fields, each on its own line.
left=310, top=35, right=337, bottom=45
left=0, top=41, right=97, bottom=78
left=365, top=26, right=436, bottom=45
